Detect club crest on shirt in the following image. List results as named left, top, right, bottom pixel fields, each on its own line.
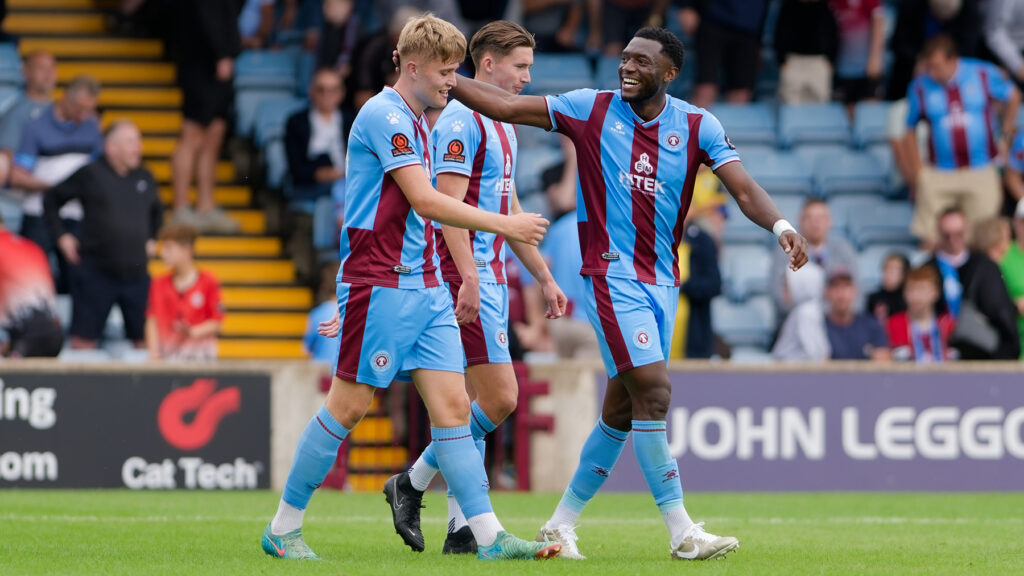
left=664, top=131, right=682, bottom=151
left=391, top=133, right=414, bottom=156
left=370, top=350, right=393, bottom=372
left=633, top=327, right=652, bottom=350
left=494, top=329, right=509, bottom=350
left=190, top=292, right=204, bottom=308
left=443, top=139, right=466, bottom=163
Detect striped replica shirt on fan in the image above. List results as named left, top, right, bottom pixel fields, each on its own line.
left=545, top=89, right=739, bottom=286
left=336, top=86, right=442, bottom=289
left=905, top=58, right=1015, bottom=170
left=430, top=100, right=517, bottom=285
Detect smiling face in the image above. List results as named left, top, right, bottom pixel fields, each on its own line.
left=410, top=56, right=460, bottom=109
left=619, top=37, right=675, bottom=103
left=486, top=46, right=533, bottom=95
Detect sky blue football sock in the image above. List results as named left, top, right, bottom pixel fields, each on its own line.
left=632, top=420, right=684, bottom=513
left=432, top=425, right=493, bottom=519
left=549, top=418, right=629, bottom=526
left=419, top=401, right=495, bottom=493
left=281, top=406, right=349, bottom=510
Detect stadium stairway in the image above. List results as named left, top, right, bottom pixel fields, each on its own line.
left=6, top=0, right=313, bottom=359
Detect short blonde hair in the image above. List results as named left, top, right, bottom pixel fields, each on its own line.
left=397, top=13, right=466, bottom=66
left=972, top=216, right=1010, bottom=252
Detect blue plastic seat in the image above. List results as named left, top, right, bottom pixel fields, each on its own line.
left=741, top=150, right=814, bottom=196
left=0, top=191, right=22, bottom=233
left=711, top=103, right=777, bottom=147
left=779, top=103, right=851, bottom=148
left=852, top=101, right=890, bottom=148
left=235, top=88, right=297, bottom=139
left=0, top=43, right=22, bottom=87
left=523, top=53, right=593, bottom=96
left=722, top=198, right=774, bottom=244
left=721, top=243, right=772, bottom=300
left=828, top=194, right=885, bottom=238
left=596, top=55, right=620, bottom=90
left=847, top=200, right=916, bottom=248
left=813, top=150, right=888, bottom=197
left=264, top=139, right=289, bottom=189
left=711, top=295, right=776, bottom=348
left=234, top=50, right=297, bottom=91
left=253, top=97, right=307, bottom=148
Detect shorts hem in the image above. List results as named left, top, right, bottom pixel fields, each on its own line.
left=334, top=369, right=393, bottom=388
left=465, top=356, right=512, bottom=367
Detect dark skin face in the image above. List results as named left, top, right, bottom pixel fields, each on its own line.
left=619, top=37, right=679, bottom=122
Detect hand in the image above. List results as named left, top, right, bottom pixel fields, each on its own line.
left=241, top=36, right=264, bottom=50
left=866, top=53, right=883, bottom=79
left=173, top=320, right=190, bottom=336
left=503, top=212, right=549, bottom=245
left=216, top=58, right=234, bottom=82
left=778, top=230, right=809, bottom=271
left=318, top=309, right=340, bottom=338
left=57, top=233, right=80, bottom=265
left=541, top=280, right=567, bottom=319
left=315, top=166, right=344, bottom=183
left=146, top=239, right=157, bottom=259
left=392, top=49, right=400, bottom=73
left=454, top=277, right=481, bottom=325
left=1016, top=297, right=1024, bottom=317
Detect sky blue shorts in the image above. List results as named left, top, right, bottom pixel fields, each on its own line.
left=446, top=280, right=511, bottom=366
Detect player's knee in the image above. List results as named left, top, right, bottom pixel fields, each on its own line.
left=635, top=384, right=671, bottom=421
left=490, top=385, right=518, bottom=421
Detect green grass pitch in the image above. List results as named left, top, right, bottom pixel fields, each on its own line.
left=1, top=490, right=1022, bottom=575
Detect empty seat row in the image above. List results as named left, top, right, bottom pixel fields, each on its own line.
left=713, top=101, right=892, bottom=149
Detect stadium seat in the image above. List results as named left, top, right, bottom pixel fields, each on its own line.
left=773, top=194, right=805, bottom=225
left=710, top=103, right=777, bottom=147
left=264, top=139, right=289, bottom=189
left=515, top=145, right=564, bottom=196
left=711, top=295, right=776, bottom=348
left=828, top=194, right=885, bottom=238
left=0, top=84, right=20, bottom=115
left=234, top=50, right=297, bottom=91
left=857, top=244, right=916, bottom=293
left=778, top=103, right=851, bottom=148
left=867, top=142, right=903, bottom=196
left=253, top=97, right=307, bottom=148
left=729, top=345, right=775, bottom=364
left=812, top=150, right=888, bottom=197
left=293, top=51, right=316, bottom=98
left=0, top=191, right=23, bottom=233
left=722, top=199, right=774, bottom=244
left=847, top=200, right=916, bottom=248
left=852, top=101, right=890, bottom=148
left=312, top=195, right=336, bottom=252
left=596, top=55, right=620, bottom=90
left=0, top=43, right=22, bottom=87
left=524, top=53, right=593, bottom=96
left=741, top=150, right=814, bottom=196
left=792, top=143, right=850, bottom=169
left=516, top=124, right=560, bottom=153
left=55, top=294, right=72, bottom=329
left=235, top=88, right=296, bottom=139
left=721, top=243, right=772, bottom=300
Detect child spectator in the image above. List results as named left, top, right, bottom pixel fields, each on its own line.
left=145, top=224, right=224, bottom=361
left=866, top=252, right=909, bottom=324
left=0, top=210, right=63, bottom=358
left=888, top=264, right=955, bottom=363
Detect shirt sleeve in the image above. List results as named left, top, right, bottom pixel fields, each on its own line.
left=868, top=316, right=889, bottom=349
left=982, top=61, right=1014, bottom=102
left=0, top=104, right=24, bottom=151
left=204, top=276, right=225, bottom=321
left=905, top=81, right=923, bottom=128
left=699, top=111, right=740, bottom=170
left=544, top=89, right=599, bottom=138
left=145, top=278, right=163, bottom=319
left=14, top=121, right=40, bottom=170
left=364, top=104, right=424, bottom=174
left=1008, top=133, right=1024, bottom=172
left=432, top=107, right=480, bottom=178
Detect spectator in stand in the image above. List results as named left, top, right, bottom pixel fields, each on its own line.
left=303, top=261, right=341, bottom=366
left=679, top=0, right=771, bottom=109
left=522, top=0, right=586, bottom=53
left=238, top=0, right=276, bottom=50
left=587, top=0, right=669, bottom=56
left=371, top=0, right=465, bottom=36
left=866, top=252, right=909, bottom=323
left=824, top=269, right=891, bottom=361
left=671, top=184, right=723, bottom=359
left=0, top=50, right=57, bottom=188
left=316, top=0, right=359, bottom=81
left=1001, top=200, right=1024, bottom=357
left=43, top=121, right=161, bottom=350
left=170, top=0, right=241, bottom=234
left=772, top=263, right=830, bottom=362
left=829, top=0, right=885, bottom=108
left=774, top=0, right=838, bottom=104
left=10, top=74, right=103, bottom=294
left=925, top=207, right=1020, bottom=359
left=902, top=35, right=1019, bottom=249
left=353, top=6, right=420, bottom=110
left=986, top=0, right=1024, bottom=91
left=0, top=210, right=63, bottom=358
left=770, top=198, right=858, bottom=317
left=887, top=0, right=982, bottom=101
left=1003, top=129, right=1024, bottom=209
left=285, top=68, right=346, bottom=202
left=146, top=223, right=224, bottom=361
left=888, top=264, right=955, bottom=363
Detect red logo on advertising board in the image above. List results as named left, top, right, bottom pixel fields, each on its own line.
left=157, top=379, right=240, bottom=451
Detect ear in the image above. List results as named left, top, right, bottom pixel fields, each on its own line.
left=405, top=59, right=418, bottom=78
left=663, top=66, right=679, bottom=85
left=480, top=54, right=494, bottom=74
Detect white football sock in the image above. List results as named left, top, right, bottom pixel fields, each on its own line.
left=466, top=512, right=503, bottom=547
left=448, top=494, right=469, bottom=533
left=270, top=500, right=305, bottom=535
left=407, top=456, right=438, bottom=492
left=546, top=503, right=581, bottom=529
left=664, top=505, right=695, bottom=549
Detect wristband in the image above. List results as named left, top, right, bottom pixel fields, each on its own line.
left=772, top=219, right=796, bottom=238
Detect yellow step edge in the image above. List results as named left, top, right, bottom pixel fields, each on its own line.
left=149, top=259, right=295, bottom=283
left=217, top=339, right=306, bottom=360
left=103, top=111, right=182, bottom=134
left=348, top=447, right=409, bottom=468
left=148, top=160, right=235, bottom=183
left=220, top=287, right=313, bottom=310
left=158, top=186, right=252, bottom=207
left=346, top=474, right=391, bottom=492
left=57, top=62, right=176, bottom=85
left=142, top=137, right=176, bottom=158
left=349, top=417, right=394, bottom=443
left=192, top=236, right=282, bottom=258
left=4, top=13, right=106, bottom=35
left=221, top=312, right=307, bottom=337
left=20, top=38, right=163, bottom=59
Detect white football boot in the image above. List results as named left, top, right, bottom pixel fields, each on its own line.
left=671, top=522, right=739, bottom=560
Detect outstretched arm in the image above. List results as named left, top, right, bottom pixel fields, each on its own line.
left=450, top=76, right=553, bottom=130
left=716, top=160, right=809, bottom=271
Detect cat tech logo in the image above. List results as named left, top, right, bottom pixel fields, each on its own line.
left=157, top=379, right=240, bottom=451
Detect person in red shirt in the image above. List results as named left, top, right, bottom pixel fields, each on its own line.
left=888, top=264, right=955, bottom=363
left=0, top=211, right=63, bottom=357
left=145, top=223, right=223, bottom=360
